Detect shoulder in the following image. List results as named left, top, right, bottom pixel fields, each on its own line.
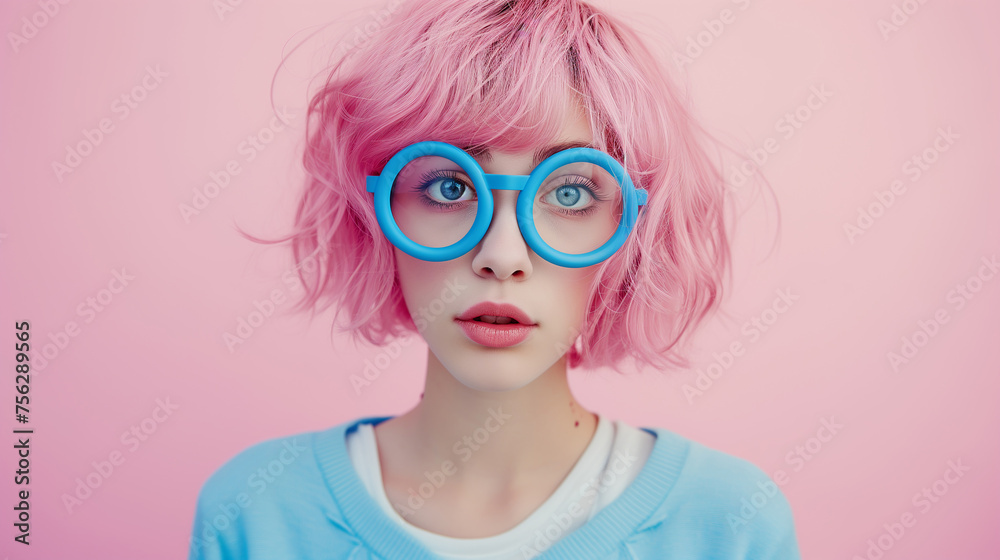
left=636, top=427, right=802, bottom=559
left=672, top=433, right=793, bottom=525
left=194, top=429, right=322, bottom=509
left=189, top=418, right=374, bottom=559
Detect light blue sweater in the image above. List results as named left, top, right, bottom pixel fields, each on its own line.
left=189, top=416, right=801, bottom=559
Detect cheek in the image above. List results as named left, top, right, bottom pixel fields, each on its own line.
left=567, top=266, right=599, bottom=304
left=395, top=253, right=426, bottom=305
left=394, top=250, right=452, bottom=312
left=549, top=267, right=600, bottom=333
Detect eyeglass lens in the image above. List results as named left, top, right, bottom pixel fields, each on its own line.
left=389, top=155, right=624, bottom=256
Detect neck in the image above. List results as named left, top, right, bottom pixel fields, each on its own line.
left=393, top=350, right=597, bottom=486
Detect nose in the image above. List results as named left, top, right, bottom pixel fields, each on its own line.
left=471, top=190, right=533, bottom=281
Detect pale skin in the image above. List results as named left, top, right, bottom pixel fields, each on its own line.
left=373, top=93, right=607, bottom=538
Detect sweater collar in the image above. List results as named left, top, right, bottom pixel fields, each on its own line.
left=313, top=415, right=690, bottom=559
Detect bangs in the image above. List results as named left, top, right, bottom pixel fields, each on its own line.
left=347, top=0, right=609, bottom=169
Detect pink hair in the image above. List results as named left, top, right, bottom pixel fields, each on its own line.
left=253, top=0, right=733, bottom=374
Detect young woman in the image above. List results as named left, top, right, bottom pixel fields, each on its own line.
left=189, top=1, right=801, bottom=558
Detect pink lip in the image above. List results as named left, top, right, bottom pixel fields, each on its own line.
left=455, top=301, right=537, bottom=348
left=456, top=302, right=536, bottom=325
left=455, top=319, right=536, bottom=348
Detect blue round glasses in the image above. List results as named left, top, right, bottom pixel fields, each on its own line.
left=365, top=141, right=648, bottom=268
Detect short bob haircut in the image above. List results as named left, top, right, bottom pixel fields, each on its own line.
left=263, top=0, right=732, bottom=374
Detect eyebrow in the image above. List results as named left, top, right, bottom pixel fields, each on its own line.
left=463, top=140, right=596, bottom=169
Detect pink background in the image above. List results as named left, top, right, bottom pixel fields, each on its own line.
left=2, top=1, right=998, bottom=558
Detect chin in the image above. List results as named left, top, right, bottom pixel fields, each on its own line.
left=454, top=374, right=541, bottom=393
left=441, top=353, right=550, bottom=393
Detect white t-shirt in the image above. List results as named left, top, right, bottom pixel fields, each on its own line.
left=345, top=414, right=655, bottom=559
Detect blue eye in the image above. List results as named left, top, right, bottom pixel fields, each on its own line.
left=432, top=178, right=468, bottom=201
left=416, top=170, right=476, bottom=208
left=553, top=185, right=584, bottom=207
left=541, top=178, right=599, bottom=215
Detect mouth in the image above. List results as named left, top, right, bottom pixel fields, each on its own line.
left=455, top=301, right=536, bottom=326
left=455, top=302, right=537, bottom=347
left=471, top=315, right=521, bottom=325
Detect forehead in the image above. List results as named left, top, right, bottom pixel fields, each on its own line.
left=463, top=139, right=597, bottom=169
left=461, top=94, right=597, bottom=167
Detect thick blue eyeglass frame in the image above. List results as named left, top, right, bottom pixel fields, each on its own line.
left=365, top=141, right=648, bottom=268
